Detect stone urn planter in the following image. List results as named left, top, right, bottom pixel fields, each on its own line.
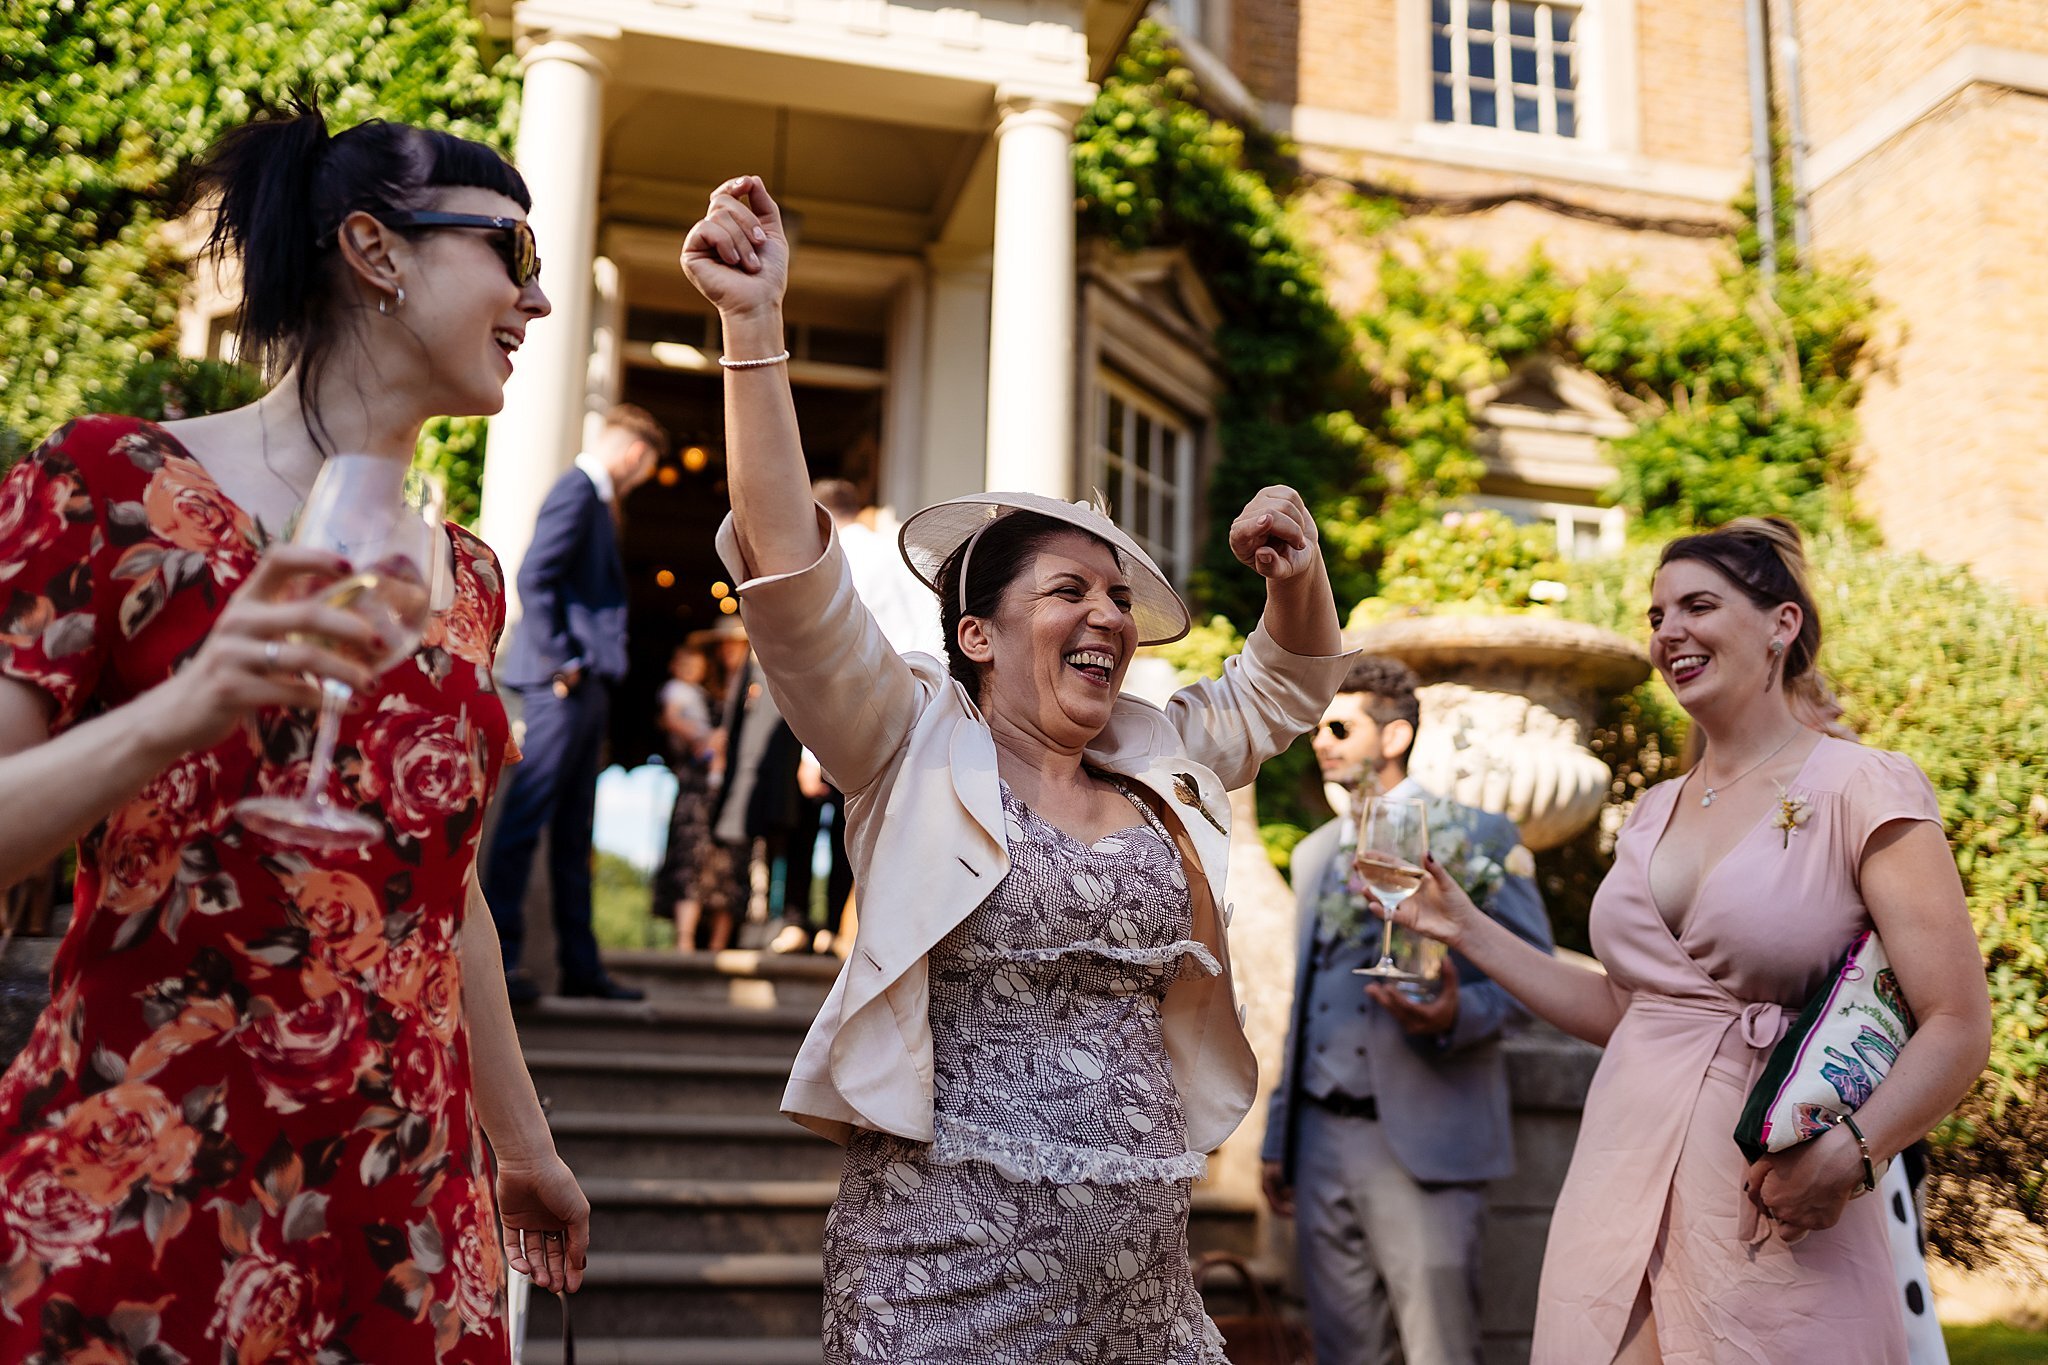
left=1349, top=614, right=1652, bottom=850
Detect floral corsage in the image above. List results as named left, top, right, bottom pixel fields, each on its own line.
left=1772, top=782, right=1812, bottom=849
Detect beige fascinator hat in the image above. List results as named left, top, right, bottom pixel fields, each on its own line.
left=897, top=491, right=1192, bottom=647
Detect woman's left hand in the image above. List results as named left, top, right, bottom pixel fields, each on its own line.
left=1229, top=486, right=1320, bottom=582
left=1744, top=1124, right=1865, bottom=1233
left=498, top=1152, right=592, bottom=1293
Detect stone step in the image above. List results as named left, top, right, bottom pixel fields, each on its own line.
left=548, top=1112, right=843, bottom=1181
left=515, top=997, right=817, bottom=1057
left=580, top=1175, right=1261, bottom=1259
left=525, top=1050, right=792, bottom=1116
left=521, top=1247, right=1286, bottom=1351
left=523, top=1252, right=823, bottom=1339
left=583, top=1177, right=840, bottom=1255
left=520, top=1339, right=821, bottom=1365
left=601, top=949, right=841, bottom=1011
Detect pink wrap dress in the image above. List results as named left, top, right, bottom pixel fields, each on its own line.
left=1535, top=736, right=1942, bottom=1364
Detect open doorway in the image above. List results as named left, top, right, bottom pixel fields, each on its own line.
left=609, top=331, right=886, bottom=766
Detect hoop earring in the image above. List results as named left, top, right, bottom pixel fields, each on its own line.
left=377, top=286, right=406, bottom=317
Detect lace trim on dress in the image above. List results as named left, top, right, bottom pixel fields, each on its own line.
left=983, top=938, right=1222, bottom=976
left=930, top=1113, right=1209, bottom=1185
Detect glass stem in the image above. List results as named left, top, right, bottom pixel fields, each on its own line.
left=302, top=679, right=353, bottom=810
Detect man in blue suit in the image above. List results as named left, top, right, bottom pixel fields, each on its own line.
left=484, top=404, right=667, bottom=1004
left=1261, top=657, right=1554, bottom=1365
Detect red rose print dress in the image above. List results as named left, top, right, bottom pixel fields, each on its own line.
left=0, top=416, right=516, bottom=1364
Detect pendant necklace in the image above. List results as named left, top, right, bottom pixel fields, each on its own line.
left=1698, top=727, right=1801, bottom=807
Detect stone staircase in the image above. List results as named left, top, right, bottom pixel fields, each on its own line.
left=514, top=948, right=1262, bottom=1365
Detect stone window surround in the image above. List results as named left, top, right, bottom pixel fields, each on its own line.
left=1073, top=245, right=1224, bottom=589
left=1399, top=0, right=1636, bottom=167
left=1428, top=0, right=1586, bottom=142
left=1168, top=0, right=1744, bottom=204
left=1085, top=371, right=1200, bottom=585
left=1473, top=493, right=1628, bottom=559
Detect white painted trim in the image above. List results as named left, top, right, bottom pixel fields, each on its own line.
left=1806, top=45, right=2048, bottom=190
left=626, top=340, right=888, bottom=390
left=1270, top=101, right=1743, bottom=203
left=511, top=0, right=1095, bottom=111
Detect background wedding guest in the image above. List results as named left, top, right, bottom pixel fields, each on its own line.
left=697, top=618, right=802, bottom=953
left=484, top=402, right=668, bottom=1003
left=0, top=101, right=587, bottom=1362
left=652, top=642, right=717, bottom=950
left=1262, top=655, right=1552, bottom=1365
left=812, top=476, right=944, bottom=658
left=1392, top=517, right=1991, bottom=1364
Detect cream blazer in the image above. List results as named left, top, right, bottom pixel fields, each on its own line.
left=716, top=511, right=1354, bottom=1152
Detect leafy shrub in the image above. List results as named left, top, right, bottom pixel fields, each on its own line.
left=415, top=416, right=489, bottom=528
left=92, top=356, right=266, bottom=424
left=1350, top=510, right=1564, bottom=622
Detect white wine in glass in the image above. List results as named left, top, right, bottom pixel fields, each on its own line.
left=1352, top=795, right=1430, bottom=983
left=235, top=457, right=446, bottom=852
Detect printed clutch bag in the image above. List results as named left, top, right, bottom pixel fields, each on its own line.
left=1734, top=928, right=1915, bottom=1171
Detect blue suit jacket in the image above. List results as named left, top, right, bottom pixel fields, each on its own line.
left=1260, top=796, right=1554, bottom=1185
left=500, top=467, right=629, bottom=688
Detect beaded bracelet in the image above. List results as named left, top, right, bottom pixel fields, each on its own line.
left=1841, top=1114, right=1878, bottom=1192
left=718, top=349, right=791, bottom=370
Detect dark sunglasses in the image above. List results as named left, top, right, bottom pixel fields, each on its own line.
left=1317, top=719, right=1353, bottom=740
left=377, top=211, right=542, bottom=288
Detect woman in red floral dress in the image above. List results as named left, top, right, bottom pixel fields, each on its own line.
left=0, top=104, right=587, bottom=1363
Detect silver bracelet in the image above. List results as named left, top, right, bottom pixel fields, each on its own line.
left=718, top=349, right=791, bottom=370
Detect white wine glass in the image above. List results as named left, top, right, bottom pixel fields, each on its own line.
left=235, top=456, right=446, bottom=851
left=1351, top=795, right=1430, bottom=983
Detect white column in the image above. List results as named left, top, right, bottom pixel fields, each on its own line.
left=983, top=87, right=1088, bottom=498
left=478, top=33, right=611, bottom=610
left=584, top=254, right=625, bottom=454
left=878, top=269, right=928, bottom=520
left=923, top=247, right=993, bottom=506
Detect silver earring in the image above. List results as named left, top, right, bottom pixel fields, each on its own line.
left=1765, top=638, right=1786, bottom=693
left=378, top=286, right=405, bottom=316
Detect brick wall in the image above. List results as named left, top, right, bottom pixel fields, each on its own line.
left=1795, top=0, right=2048, bottom=147
left=1812, top=83, right=2048, bottom=601
left=1637, top=0, right=1754, bottom=166
left=1231, top=0, right=1401, bottom=116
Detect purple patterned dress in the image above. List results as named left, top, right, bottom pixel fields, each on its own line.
left=822, top=780, right=1230, bottom=1364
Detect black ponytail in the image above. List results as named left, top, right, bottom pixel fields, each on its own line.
left=181, top=94, right=531, bottom=449
left=186, top=96, right=335, bottom=379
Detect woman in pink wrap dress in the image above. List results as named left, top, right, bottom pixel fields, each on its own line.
left=1393, top=517, right=1990, bottom=1364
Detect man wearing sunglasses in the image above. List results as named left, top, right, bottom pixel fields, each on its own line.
left=1261, top=656, right=1554, bottom=1365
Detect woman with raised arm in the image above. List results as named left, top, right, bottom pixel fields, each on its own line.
left=1389, top=517, right=1990, bottom=1365
left=681, top=176, right=1350, bottom=1362
left=0, top=103, right=587, bottom=1361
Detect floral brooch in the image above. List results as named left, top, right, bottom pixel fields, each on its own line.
left=1772, top=782, right=1812, bottom=849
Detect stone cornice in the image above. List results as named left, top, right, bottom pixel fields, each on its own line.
left=1807, top=44, right=2048, bottom=190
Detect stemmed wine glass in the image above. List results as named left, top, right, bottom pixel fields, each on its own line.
left=1351, top=795, right=1430, bottom=983
left=235, top=456, right=446, bottom=851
